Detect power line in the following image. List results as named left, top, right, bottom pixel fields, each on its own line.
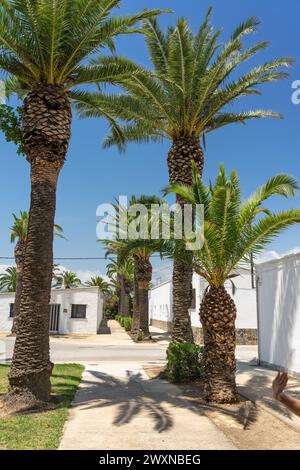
left=0, top=256, right=109, bottom=260
left=0, top=254, right=167, bottom=261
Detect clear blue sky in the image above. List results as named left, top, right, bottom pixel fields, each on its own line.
left=0, top=0, right=300, bottom=277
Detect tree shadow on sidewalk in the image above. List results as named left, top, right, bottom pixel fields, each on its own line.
left=71, top=369, right=259, bottom=433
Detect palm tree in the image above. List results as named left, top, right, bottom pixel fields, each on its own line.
left=106, top=257, right=134, bottom=317
left=78, top=9, right=292, bottom=344
left=10, top=211, right=64, bottom=334
left=0, top=266, right=17, bottom=292
left=85, top=276, right=111, bottom=295
left=54, top=270, right=81, bottom=289
left=105, top=195, right=166, bottom=339
left=0, top=0, right=165, bottom=407
left=166, top=162, right=300, bottom=403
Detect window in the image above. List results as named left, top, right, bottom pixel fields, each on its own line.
left=71, top=304, right=87, bottom=319
left=190, top=288, right=196, bottom=310
left=9, top=303, right=14, bottom=318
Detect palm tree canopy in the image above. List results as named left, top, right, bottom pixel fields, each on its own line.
left=106, top=256, right=134, bottom=283
left=0, top=0, right=167, bottom=90
left=10, top=210, right=65, bottom=243
left=0, top=266, right=17, bottom=292
left=85, top=275, right=111, bottom=293
left=76, top=7, right=292, bottom=151
left=54, top=270, right=81, bottom=289
left=165, top=162, right=300, bottom=288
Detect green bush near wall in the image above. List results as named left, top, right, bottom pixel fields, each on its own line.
left=123, top=317, right=133, bottom=331
left=166, top=342, right=204, bottom=382
left=115, top=315, right=132, bottom=331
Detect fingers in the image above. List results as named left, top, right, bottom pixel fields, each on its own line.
left=275, top=372, right=288, bottom=386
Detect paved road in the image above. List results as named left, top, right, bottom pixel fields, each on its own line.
left=0, top=336, right=167, bottom=363
left=0, top=334, right=257, bottom=364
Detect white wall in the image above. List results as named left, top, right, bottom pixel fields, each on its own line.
left=0, top=287, right=103, bottom=334
left=256, top=254, right=300, bottom=374
left=0, top=292, right=15, bottom=332
left=149, top=281, right=173, bottom=325
left=149, top=272, right=257, bottom=330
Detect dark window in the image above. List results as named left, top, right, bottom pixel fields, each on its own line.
left=71, top=304, right=87, bottom=319
left=9, top=303, right=14, bottom=318
left=190, top=288, right=196, bottom=310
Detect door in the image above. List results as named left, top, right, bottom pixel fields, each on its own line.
left=49, top=304, right=60, bottom=334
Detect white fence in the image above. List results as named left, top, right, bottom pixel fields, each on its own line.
left=256, top=253, right=300, bottom=375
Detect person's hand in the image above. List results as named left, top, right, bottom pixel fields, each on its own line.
left=272, top=372, right=288, bottom=401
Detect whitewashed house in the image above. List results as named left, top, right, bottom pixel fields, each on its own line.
left=256, top=252, right=300, bottom=376
left=149, top=268, right=257, bottom=344
left=0, top=286, right=104, bottom=335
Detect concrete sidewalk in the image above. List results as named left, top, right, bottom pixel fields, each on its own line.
left=59, top=361, right=236, bottom=450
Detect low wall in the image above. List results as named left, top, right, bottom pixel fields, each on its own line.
left=150, top=318, right=172, bottom=332
left=150, top=319, right=257, bottom=345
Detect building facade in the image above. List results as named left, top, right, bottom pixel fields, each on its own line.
left=0, top=286, right=104, bottom=335
left=149, top=269, right=257, bottom=345
left=256, top=253, right=300, bottom=376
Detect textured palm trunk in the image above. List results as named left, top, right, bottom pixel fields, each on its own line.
left=132, top=270, right=140, bottom=332
left=123, top=279, right=132, bottom=317
left=119, top=276, right=130, bottom=317
left=132, top=257, right=152, bottom=339
left=168, top=135, right=204, bottom=343
left=117, top=274, right=123, bottom=316
left=11, top=241, right=26, bottom=334
left=5, top=84, right=71, bottom=409
left=200, top=286, right=238, bottom=403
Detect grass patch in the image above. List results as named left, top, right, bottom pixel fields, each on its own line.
left=0, top=363, right=84, bottom=450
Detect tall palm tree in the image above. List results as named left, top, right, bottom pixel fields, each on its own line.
left=166, top=162, right=300, bottom=403
left=0, top=0, right=164, bottom=407
left=105, top=195, right=167, bottom=339
left=85, top=276, right=111, bottom=295
left=10, top=211, right=64, bottom=334
left=0, top=266, right=17, bottom=292
left=54, top=270, right=81, bottom=289
left=78, top=9, right=292, bottom=344
left=106, top=257, right=134, bottom=317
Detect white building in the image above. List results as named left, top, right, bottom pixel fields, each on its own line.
left=256, top=252, right=300, bottom=376
left=0, top=286, right=104, bottom=335
left=149, top=269, right=257, bottom=345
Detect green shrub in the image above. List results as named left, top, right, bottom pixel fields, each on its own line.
left=115, top=315, right=121, bottom=324
left=166, top=342, right=204, bottom=382
left=123, top=317, right=133, bottom=331
left=136, top=330, right=144, bottom=342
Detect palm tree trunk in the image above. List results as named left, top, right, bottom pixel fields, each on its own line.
left=200, top=286, right=238, bottom=403
left=5, top=85, right=71, bottom=409
left=133, top=257, right=152, bottom=339
left=11, top=241, right=25, bottom=334
left=119, top=276, right=129, bottom=317
left=138, top=287, right=150, bottom=337
left=171, top=257, right=194, bottom=343
left=168, top=135, right=204, bottom=343
left=123, top=279, right=131, bottom=317
left=132, top=270, right=140, bottom=331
